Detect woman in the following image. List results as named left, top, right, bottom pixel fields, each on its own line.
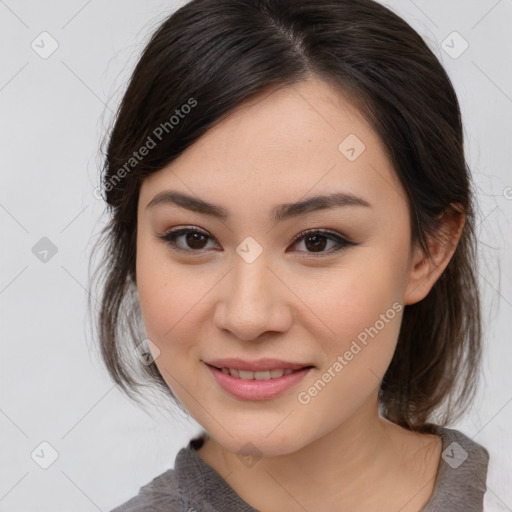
left=90, top=0, right=489, bottom=510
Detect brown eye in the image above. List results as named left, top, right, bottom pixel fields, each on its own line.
left=158, top=227, right=217, bottom=254
left=303, top=233, right=328, bottom=252
left=157, top=226, right=355, bottom=258
left=288, top=229, right=354, bottom=257
left=182, top=231, right=209, bottom=250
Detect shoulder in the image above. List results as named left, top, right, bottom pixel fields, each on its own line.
left=436, top=425, right=489, bottom=476
left=421, top=425, right=490, bottom=512
left=109, top=433, right=209, bottom=512
left=109, top=468, right=184, bottom=512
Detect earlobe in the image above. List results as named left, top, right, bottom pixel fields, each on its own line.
left=404, top=206, right=466, bottom=305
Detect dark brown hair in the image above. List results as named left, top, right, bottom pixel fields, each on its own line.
left=89, top=0, right=482, bottom=432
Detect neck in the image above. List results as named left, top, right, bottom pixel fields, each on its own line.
left=195, top=394, right=439, bottom=511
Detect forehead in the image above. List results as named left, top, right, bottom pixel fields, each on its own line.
left=139, top=77, right=407, bottom=216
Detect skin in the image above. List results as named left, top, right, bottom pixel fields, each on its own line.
left=135, top=77, right=465, bottom=512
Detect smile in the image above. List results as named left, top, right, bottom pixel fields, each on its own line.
left=217, top=367, right=297, bottom=380
left=205, top=363, right=314, bottom=400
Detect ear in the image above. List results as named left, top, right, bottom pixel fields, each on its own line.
left=405, top=205, right=466, bottom=306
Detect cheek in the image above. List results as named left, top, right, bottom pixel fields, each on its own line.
left=299, top=254, right=404, bottom=341
left=137, top=272, right=205, bottom=351
left=292, top=270, right=403, bottom=434
left=135, top=233, right=217, bottom=378
left=294, top=250, right=406, bottom=404
left=136, top=232, right=186, bottom=348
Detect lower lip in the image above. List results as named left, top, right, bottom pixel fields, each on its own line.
left=205, top=364, right=312, bottom=400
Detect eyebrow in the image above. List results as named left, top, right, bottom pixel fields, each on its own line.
left=146, top=189, right=371, bottom=222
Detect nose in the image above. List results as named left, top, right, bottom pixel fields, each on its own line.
left=214, top=253, right=292, bottom=341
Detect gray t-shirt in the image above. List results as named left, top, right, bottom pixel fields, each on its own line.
left=111, top=425, right=489, bottom=512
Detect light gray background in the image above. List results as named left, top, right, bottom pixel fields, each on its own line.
left=0, top=0, right=511, bottom=510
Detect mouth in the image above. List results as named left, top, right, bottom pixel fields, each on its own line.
left=206, top=364, right=314, bottom=380
left=203, top=359, right=314, bottom=400
left=204, top=357, right=314, bottom=375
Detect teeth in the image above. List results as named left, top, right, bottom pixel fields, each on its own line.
left=220, top=368, right=296, bottom=380
left=238, top=370, right=255, bottom=380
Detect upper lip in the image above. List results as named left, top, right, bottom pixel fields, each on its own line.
left=205, top=358, right=313, bottom=372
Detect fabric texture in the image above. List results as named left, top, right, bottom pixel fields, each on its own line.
left=111, top=425, right=489, bottom=512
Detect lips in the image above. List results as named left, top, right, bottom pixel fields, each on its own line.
left=205, top=362, right=313, bottom=400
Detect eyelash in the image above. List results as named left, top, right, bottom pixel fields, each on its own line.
left=156, top=225, right=355, bottom=258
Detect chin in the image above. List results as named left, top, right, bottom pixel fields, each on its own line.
left=206, top=422, right=310, bottom=459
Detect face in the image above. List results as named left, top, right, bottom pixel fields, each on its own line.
left=136, top=77, right=417, bottom=457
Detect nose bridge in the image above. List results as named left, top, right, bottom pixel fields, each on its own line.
left=231, top=248, right=271, bottom=314
left=232, top=234, right=270, bottom=299
left=215, top=244, right=289, bottom=339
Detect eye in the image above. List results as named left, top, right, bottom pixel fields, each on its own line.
left=157, top=226, right=218, bottom=255
left=287, top=228, right=355, bottom=258
left=156, top=226, right=355, bottom=257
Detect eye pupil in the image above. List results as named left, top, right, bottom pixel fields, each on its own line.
left=305, top=235, right=327, bottom=252
left=187, top=232, right=207, bottom=249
